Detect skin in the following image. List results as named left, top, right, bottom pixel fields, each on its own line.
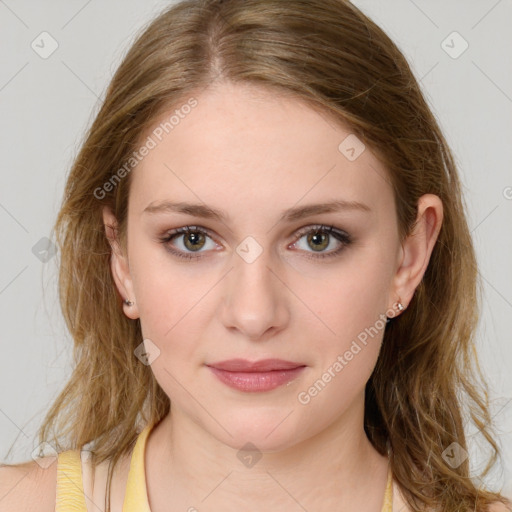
left=103, top=81, right=443, bottom=511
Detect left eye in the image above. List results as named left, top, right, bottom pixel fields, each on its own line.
left=158, top=224, right=352, bottom=260
left=291, top=225, right=351, bottom=256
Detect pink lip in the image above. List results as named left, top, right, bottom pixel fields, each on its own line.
left=207, top=358, right=304, bottom=372
left=206, top=359, right=306, bottom=392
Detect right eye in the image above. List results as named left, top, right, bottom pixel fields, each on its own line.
left=158, top=225, right=219, bottom=260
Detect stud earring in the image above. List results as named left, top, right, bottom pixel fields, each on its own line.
left=124, top=299, right=134, bottom=306
left=386, top=300, right=405, bottom=322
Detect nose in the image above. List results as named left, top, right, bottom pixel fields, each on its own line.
left=219, top=248, right=290, bottom=341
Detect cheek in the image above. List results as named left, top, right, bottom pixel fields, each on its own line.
left=133, top=268, right=208, bottom=401
left=128, top=227, right=210, bottom=318
left=294, top=274, right=387, bottom=418
left=291, top=245, right=393, bottom=404
left=135, top=272, right=209, bottom=348
left=294, top=248, right=393, bottom=345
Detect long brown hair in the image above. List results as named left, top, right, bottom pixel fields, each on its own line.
left=8, top=0, right=511, bottom=510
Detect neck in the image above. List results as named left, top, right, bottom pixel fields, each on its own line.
left=145, top=394, right=390, bottom=511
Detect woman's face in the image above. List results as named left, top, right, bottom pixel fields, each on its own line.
left=105, top=82, right=411, bottom=451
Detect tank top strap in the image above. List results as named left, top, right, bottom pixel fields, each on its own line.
left=380, top=464, right=393, bottom=512
left=55, top=449, right=88, bottom=512
left=122, top=425, right=153, bottom=512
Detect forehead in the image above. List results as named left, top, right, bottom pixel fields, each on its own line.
left=129, top=82, right=394, bottom=222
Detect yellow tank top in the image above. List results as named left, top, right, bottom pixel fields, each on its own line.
left=55, top=425, right=393, bottom=511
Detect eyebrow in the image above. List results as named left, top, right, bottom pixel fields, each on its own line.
left=143, top=199, right=371, bottom=223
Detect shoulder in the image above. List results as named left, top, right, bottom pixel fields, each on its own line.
left=0, top=457, right=57, bottom=512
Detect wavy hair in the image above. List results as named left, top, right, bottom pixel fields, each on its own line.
left=7, top=0, right=510, bottom=510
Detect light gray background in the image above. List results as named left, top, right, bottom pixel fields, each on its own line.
left=1, top=0, right=511, bottom=498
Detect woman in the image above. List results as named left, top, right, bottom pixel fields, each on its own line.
left=1, top=0, right=510, bottom=510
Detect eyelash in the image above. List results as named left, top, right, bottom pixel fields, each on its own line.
left=158, top=224, right=352, bottom=261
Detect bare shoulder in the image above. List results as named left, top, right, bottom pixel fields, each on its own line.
left=0, top=458, right=57, bottom=512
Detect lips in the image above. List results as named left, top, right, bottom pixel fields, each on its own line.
left=206, top=358, right=304, bottom=372
left=206, top=359, right=307, bottom=392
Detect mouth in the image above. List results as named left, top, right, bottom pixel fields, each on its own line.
left=206, top=358, right=307, bottom=392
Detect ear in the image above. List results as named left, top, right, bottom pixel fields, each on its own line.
left=102, top=206, right=140, bottom=320
left=390, top=194, right=443, bottom=314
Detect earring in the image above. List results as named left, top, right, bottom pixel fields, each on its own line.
left=124, top=299, right=134, bottom=306
left=386, top=300, right=405, bottom=322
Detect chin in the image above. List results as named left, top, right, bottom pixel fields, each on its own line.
left=209, top=412, right=306, bottom=453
